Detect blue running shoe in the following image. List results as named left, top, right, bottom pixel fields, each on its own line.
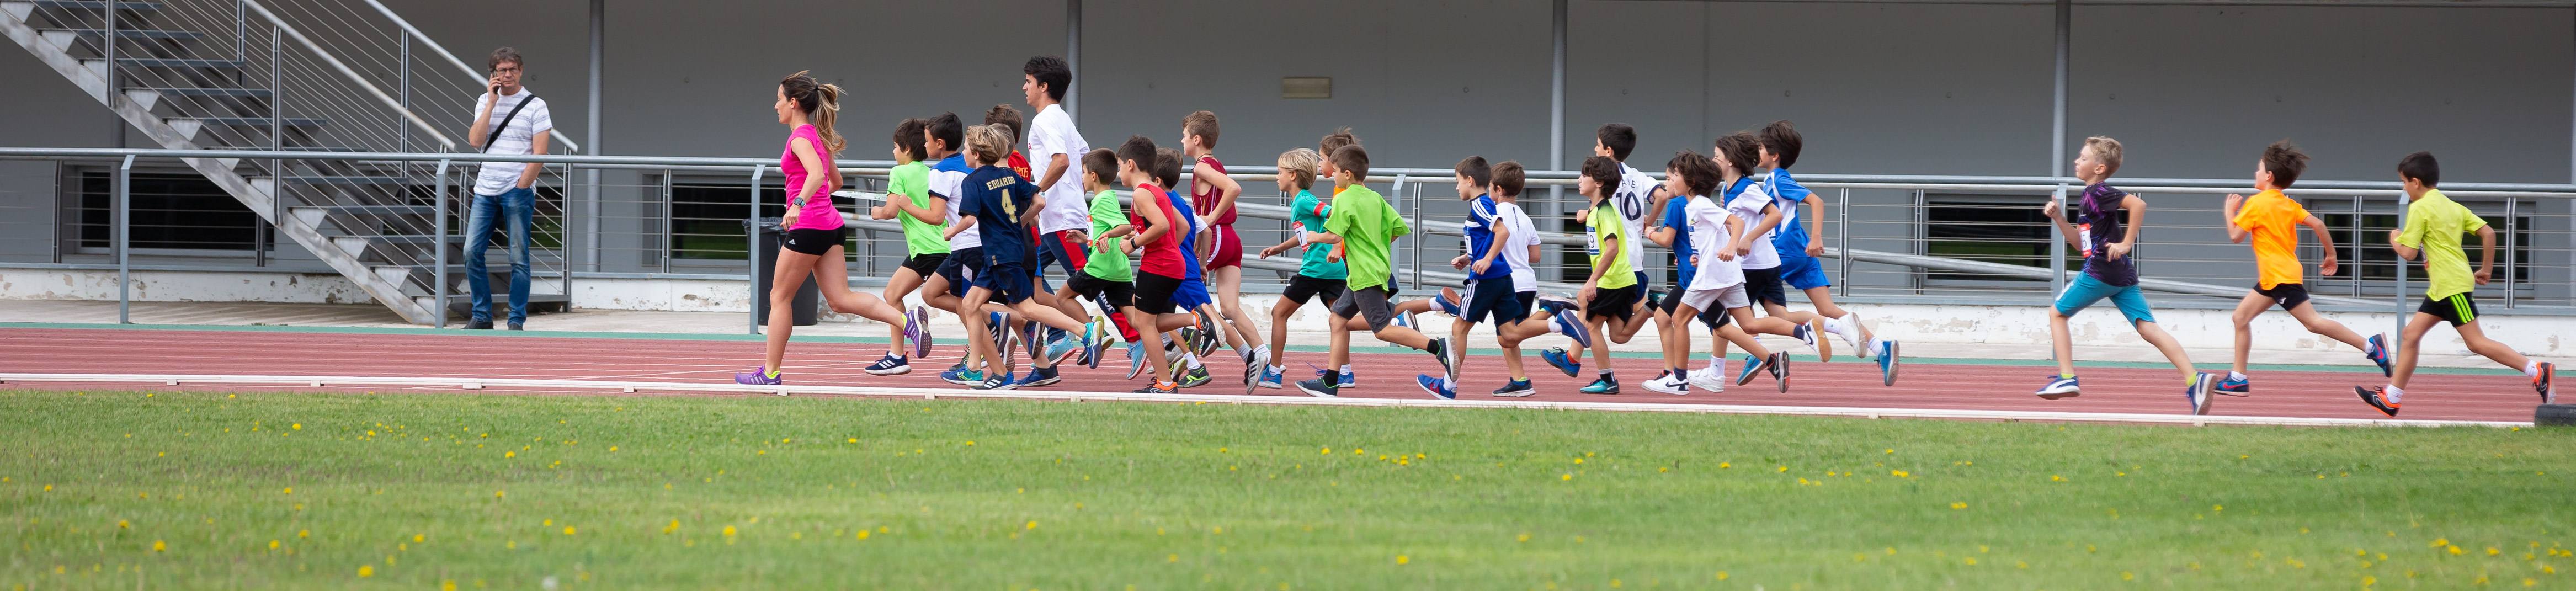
left=1125, top=340, right=1148, bottom=380
left=734, top=366, right=782, bottom=385
left=985, top=312, right=1011, bottom=358
left=1552, top=307, right=1592, bottom=349
left=1021, top=320, right=1045, bottom=360
left=2365, top=333, right=2393, bottom=377
left=2036, top=375, right=2080, bottom=398
left=1734, top=354, right=1769, bottom=386
left=2214, top=373, right=2250, bottom=396
left=863, top=354, right=911, bottom=376
left=1307, top=364, right=1355, bottom=388
left=1257, top=365, right=1285, bottom=389
left=1543, top=347, right=1580, bottom=377
left=1491, top=379, right=1535, bottom=397
left=1044, top=333, right=1082, bottom=366
left=976, top=371, right=1018, bottom=391
left=1578, top=376, right=1620, bottom=395
left=1016, top=366, right=1061, bottom=387
left=1875, top=340, right=1900, bottom=386
left=1083, top=320, right=1109, bottom=369
left=1415, top=374, right=1457, bottom=400
left=1433, top=287, right=1465, bottom=317
left=1392, top=308, right=1417, bottom=329
left=940, top=366, right=983, bottom=386
left=908, top=307, right=933, bottom=359
left=2187, top=372, right=2217, bottom=415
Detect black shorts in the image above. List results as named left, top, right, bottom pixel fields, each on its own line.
left=1328, top=285, right=1398, bottom=332
left=1462, top=278, right=1526, bottom=329
left=972, top=263, right=1037, bottom=305
left=934, top=247, right=983, bottom=298
left=2255, top=283, right=2311, bottom=311
left=1133, top=271, right=1183, bottom=315
left=1282, top=274, right=1346, bottom=306
left=2419, top=292, right=2479, bottom=326
left=1656, top=283, right=1726, bottom=329
left=1515, top=291, right=1536, bottom=318
left=1069, top=270, right=1135, bottom=310
left=899, top=253, right=948, bottom=278
left=1743, top=267, right=1788, bottom=306
left=780, top=226, right=845, bottom=256
left=1585, top=284, right=1645, bottom=321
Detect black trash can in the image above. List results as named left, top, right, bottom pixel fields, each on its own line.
left=749, top=217, right=821, bottom=327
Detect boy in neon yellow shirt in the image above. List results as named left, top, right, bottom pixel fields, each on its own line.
left=2356, top=151, right=2554, bottom=414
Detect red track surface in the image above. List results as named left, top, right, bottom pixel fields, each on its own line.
left=0, top=327, right=2547, bottom=422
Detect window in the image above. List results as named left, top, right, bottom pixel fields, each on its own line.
left=1923, top=195, right=2072, bottom=286
left=76, top=171, right=261, bottom=252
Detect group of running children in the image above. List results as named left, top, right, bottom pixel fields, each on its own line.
left=733, top=57, right=2554, bottom=413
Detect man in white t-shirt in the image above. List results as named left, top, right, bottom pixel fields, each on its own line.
left=1020, top=55, right=1096, bottom=327
left=461, top=47, right=552, bottom=330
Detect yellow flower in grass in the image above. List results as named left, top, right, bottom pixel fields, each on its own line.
left=1951, top=502, right=1968, bottom=510
left=151, top=540, right=165, bottom=552
left=1395, top=555, right=1408, bottom=565
left=357, top=565, right=374, bottom=578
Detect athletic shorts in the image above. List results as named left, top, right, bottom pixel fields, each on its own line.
left=2255, top=283, right=2311, bottom=311
left=1632, top=270, right=1651, bottom=292
left=1037, top=230, right=1087, bottom=279
left=1462, top=278, right=1526, bottom=329
left=1133, top=271, right=1183, bottom=315
left=1743, top=267, right=1789, bottom=306
left=1515, top=291, right=1537, bottom=317
left=1206, top=224, right=1243, bottom=269
left=1681, top=284, right=1750, bottom=316
left=1175, top=276, right=1213, bottom=310
left=1282, top=274, right=1345, bottom=306
left=973, top=263, right=1037, bottom=305
left=1659, top=284, right=1733, bottom=329
left=934, top=247, right=983, bottom=298
left=1328, top=285, right=1399, bottom=332
left=1068, top=270, right=1134, bottom=310
left=899, top=252, right=948, bottom=278
left=1775, top=253, right=1833, bottom=291
left=2419, top=292, right=2479, bottom=327
left=1585, top=284, right=1645, bottom=321
left=780, top=226, right=844, bottom=256
left=2056, top=273, right=2155, bottom=324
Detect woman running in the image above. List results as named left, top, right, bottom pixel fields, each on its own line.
left=736, top=71, right=909, bottom=386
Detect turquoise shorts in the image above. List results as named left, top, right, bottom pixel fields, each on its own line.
left=2055, top=273, right=2154, bottom=324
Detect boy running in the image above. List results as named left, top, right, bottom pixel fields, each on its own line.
left=1113, top=136, right=1189, bottom=393
left=865, top=118, right=945, bottom=375
left=1569, top=156, right=1658, bottom=395
left=1255, top=148, right=1345, bottom=389
left=2356, top=151, right=2556, bottom=414
left=1430, top=160, right=1590, bottom=397
left=952, top=124, right=1095, bottom=390
left=1182, top=110, right=1268, bottom=376
left=1755, top=121, right=1899, bottom=384
left=1293, top=144, right=1456, bottom=397
left=2218, top=140, right=2393, bottom=393
left=2033, top=136, right=2219, bottom=414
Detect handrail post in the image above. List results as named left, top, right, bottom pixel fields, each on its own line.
left=103, top=0, right=116, bottom=148
left=116, top=155, right=134, bottom=323
left=1837, top=188, right=1851, bottom=299
left=747, top=164, right=765, bottom=336
left=2502, top=198, right=2518, bottom=308
left=2392, top=191, right=2409, bottom=363
left=397, top=34, right=409, bottom=152
left=434, top=158, right=451, bottom=328
left=1397, top=174, right=1417, bottom=291
left=2047, top=183, right=2067, bottom=297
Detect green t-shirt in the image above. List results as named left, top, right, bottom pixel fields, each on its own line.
left=2397, top=188, right=2488, bottom=300
left=1323, top=184, right=1406, bottom=291
left=1587, top=202, right=1636, bottom=289
left=1081, top=190, right=1133, bottom=281
left=887, top=161, right=949, bottom=255
left=1288, top=190, right=1346, bottom=280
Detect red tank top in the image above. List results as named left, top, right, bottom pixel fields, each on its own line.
left=1190, top=156, right=1235, bottom=226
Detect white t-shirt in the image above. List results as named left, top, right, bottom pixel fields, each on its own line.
left=1685, top=195, right=1743, bottom=291
left=925, top=155, right=980, bottom=250
left=1611, top=163, right=1658, bottom=279
left=1727, top=182, right=1781, bottom=270
left=1025, top=103, right=1091, bottom=234
left=1496, top=200, right=1541, bottom=292
left=467, top=88, right=552, bottom=195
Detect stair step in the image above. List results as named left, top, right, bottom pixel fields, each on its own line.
left=43, top=27, right=201, bottom=40
left=102, top=57, right=244, bottom=68
left=177, top=116, right=328, bottom=128
left=30, top=0, right=164, bottom=10
left=310, top=204, right=435, bottom=217
left=129, top=86, right=271, bottom=98
left=268, top=175, right=406, bottom=185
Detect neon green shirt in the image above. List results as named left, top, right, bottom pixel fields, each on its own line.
left=1323, top=184, right=1407, bottom=291
left=887, top=161, right=949, bottom=255
left=1587, top=201, right=1636, bottom=289
left=1081, top=190, right=1133, bottom=281
left=2397, top=188, right=2488, bottom=300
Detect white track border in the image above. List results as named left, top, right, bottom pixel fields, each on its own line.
left=0, top=372, right=2532, bottom=428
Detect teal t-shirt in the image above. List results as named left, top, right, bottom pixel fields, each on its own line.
left=1288, top=190, right=1346, bottom=280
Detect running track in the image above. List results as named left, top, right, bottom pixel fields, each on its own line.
left=0, top=327, right=2549, bottom=424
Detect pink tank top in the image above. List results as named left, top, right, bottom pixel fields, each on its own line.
left=780, top=124, right=843, bottom=231
left=1190, top=156, right=1235, bottom=226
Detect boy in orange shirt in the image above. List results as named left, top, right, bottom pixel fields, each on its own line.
left=2215, top=140, right=2392, bottom=395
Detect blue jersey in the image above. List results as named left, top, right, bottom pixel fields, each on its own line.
left=1168, top=189, right=1204, bottom=281
left=1765, top=168, right=1814, bottom=259
left=1462, top=194, right=1512, bottom=281
left=1660, top=194, right=1695, bottom=287
left=958, top=164, right=1040, bottom=268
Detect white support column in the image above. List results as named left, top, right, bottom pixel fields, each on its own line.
left=2048, top=0, right=2071, bottom=298
left=1548, top=0, right=1567, bottom=278
left=586, top=0, right=604, bottom=273
left=1066, top=0, right=1081, bottom=123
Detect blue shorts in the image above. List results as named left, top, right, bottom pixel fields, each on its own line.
left=1175, top=277, right=1213, bottom=310
left=2055, top=273, right=2154, bottom=324
left=1775, top=253, right=1832, bottom=291
left=972, top=263, right=1038, bottom=305
left=1462, top=278, right=1527, bottom=329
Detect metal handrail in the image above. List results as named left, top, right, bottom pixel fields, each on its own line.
left=352, top=0, right=580, bottom=153
left=238, top=0, right=453, bottom=150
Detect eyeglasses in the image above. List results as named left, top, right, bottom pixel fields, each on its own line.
left=492, top=66, right=521, bottom=74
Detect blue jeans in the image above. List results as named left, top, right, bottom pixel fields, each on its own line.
left=465, top=187, right=534, bottom=323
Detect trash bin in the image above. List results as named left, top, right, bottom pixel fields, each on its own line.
left=748, top=217, right=821, bottom=327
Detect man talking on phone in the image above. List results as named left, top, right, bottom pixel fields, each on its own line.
left=462, top=47, right=552, bottom=329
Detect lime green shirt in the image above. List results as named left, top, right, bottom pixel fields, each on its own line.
left=1587, top=202, right=1636, bottom=289
left=1323, top=184, right=1407, bottom=291
left=1081, top=190, right=1133, bottom=281
left=887, top=161, right=949, bottom=255
left=2397, top=188, right=2488, bottom=300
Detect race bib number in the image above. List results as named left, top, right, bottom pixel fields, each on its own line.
left=2076, top=223, right=2094, bottom=258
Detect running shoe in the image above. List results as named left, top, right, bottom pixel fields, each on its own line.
left=2536, top=362, right=2556, bottom=404
left=2354, top=385, right=2400, bottom=417
left=1175, top=327, right=1206, bottom=358
left=1876, top=339, right=1900, bottom=386
left=1492, top=379, right=1536, bottom=397
left=1021, top=320, right=1045, bottom=361
left=940, top=366, right=983, bottom=386
left=1257, top=365, right=1286, bottom=390
left=1688, top=364, right=1726, bottom=392
left=1016, top=366, right=1061, bottom=388
left=986, top=312, right=1012, bottom=360
left=2214, top=373, right=2250, bottom=396
left=1244, top=347, right=1270, bottom=392
left=1534, top=294, right=1577, bottom=314
left=1309, top=365, right=1356, bottom=388
left=734, top=366, right=782, bottom=386
left=1428, top=337, right=1457, bottom=386
left=1194, top=311, right=1223, bottom=356
left=975, top=371, right=1018, bottom=391
left=1179, top=364, right=1212, bottom=388
left=1392, top=308, right=1418, bottom=329
left=2036, top=375, right=2080, bottom=398
left=1643, top=371, right=1689, bottom=396
left=1415, top=374, right=1457, bottom=400
left=1125, top=340, right=1147, bottom=380
left=902, top=308, right=929, bottom=360
left=863, top=355, right=912, bottom=376
left=1134, top=380, right=1178, bottom=394
left=1542, top=347, right=1581, bottom=377
left=1578, top=376, right=1621, bottom=395
left=1043, top=333, right=1082, bottom=366
left=1791, top=321, right=1821, bottom=355
left=1434, top=287, right=1465, bottom=317
left=2186, top=372, right=2217, bottom=416
left=1806, top=318, right=1834, bottom=363
left=1294, top=377, right=1340, bottom=398
left=1834, top=311, right=1867, bottom=353
left=1766, top=352, right=1791, bottom=393
left=2365, top=333, right=2393, bottom=377
left=1551, top=307, right=1593, bottom=349
left=1734, top=354, right=1769, bottom=386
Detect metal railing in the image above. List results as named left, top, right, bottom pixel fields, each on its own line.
left=4, top=147, right=2572, bottom=331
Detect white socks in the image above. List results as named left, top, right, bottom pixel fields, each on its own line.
left=2228, top=371, right=2248, bottom=382
left=2383, top=385, right=2405, bottom=403
left=2526, top=360, right=2543, bottom=377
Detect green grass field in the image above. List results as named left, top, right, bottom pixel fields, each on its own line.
left=4, top=389, right=2569, bottom=590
